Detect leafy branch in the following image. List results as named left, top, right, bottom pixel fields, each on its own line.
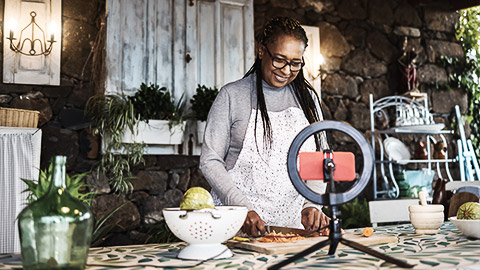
left=455, top=7, right=480, bottom=158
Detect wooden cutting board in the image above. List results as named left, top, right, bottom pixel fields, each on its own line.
left=227, top=232, right=397, bottom=255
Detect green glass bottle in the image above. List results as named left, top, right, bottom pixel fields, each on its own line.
left=18, top=156, right=93, bottom=270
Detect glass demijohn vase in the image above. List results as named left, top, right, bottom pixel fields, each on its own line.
left=18, top=156, right=93, bottom=270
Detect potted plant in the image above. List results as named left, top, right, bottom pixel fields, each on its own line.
left=190, top=84, right=218, bottom=143
left=85, top=84, right=185, bottom=192
left=21, top=162, right=127, bottom=247
left=127, top=83, right=186, bottom=145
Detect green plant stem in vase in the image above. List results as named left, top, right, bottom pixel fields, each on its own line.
left=17, top=156, right=93, bottom=270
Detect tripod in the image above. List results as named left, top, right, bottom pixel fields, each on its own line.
left=268, top=150, right=414, bottom=269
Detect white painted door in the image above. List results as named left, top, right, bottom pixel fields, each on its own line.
left=189, top=0, right=254, bottom=89
left=105, top=0, right=254, bottom=154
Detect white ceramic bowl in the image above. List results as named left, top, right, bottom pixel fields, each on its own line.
left=163, top=206, right=248, bottom=260
left=449, top=216, right=480, bottom=238
left=409, top=205, right=444, bottom=234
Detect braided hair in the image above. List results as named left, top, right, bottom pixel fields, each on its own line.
left=244, top=17, right=324, bottom=151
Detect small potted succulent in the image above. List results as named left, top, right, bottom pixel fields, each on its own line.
left=190, top=84, right=218, bottom=143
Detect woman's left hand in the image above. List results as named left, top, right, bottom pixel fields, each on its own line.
left=301, top=207, right=330, bottom=231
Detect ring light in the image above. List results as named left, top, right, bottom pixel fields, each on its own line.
left=287, top=120, right=373, bottom=205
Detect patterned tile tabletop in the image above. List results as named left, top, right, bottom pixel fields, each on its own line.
left=1, top=222, right=479, bottom=269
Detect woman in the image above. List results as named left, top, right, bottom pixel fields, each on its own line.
left=200, top=17, right=329, bottom=236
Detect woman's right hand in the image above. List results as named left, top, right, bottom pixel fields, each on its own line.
left=241, top=210, right=266, bottom=237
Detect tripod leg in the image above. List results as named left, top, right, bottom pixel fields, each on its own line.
left=328, top=239, right=339, bottom=255
left=267, top=239, right=330, bottom=270
left=340, top=238, right=414, bottom=268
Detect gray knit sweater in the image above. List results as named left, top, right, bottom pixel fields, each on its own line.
left=199, top=74, right=327, bottom=211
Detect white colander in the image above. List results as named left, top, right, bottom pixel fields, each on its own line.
left=163, top=206, right=248, bottom=260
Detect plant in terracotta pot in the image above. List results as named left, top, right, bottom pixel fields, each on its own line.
left=190, top=84, right=218, bottom=143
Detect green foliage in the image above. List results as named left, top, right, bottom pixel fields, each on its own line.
left=190, top=84, right=219, bottom=121
left=322, top=198, right=371, bottom=229
left=451, top=7, right=480, bottom=158
left=21, top=164, right=94, bottom=205
left=340, top=198, right=371, bottom=229
left=86, top=94, right=145, bottom=193
left=21, top=161, right=128, bottom=247
left=129, top=83, right=186, bottom=128
left=142, top=219, right=180, bottom=244
left=86, top=84, right=185, bottom=194
left=90, top=201, right=130, bottom=247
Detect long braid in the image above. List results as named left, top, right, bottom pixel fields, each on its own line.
left=292, top=70, right=325, bottom=150
left=245, top=17, right=325, bottom=151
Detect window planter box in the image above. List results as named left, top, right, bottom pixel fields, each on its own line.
left=121, top=120, right=185, bottom=145
left=196, top=120, right=206, bottom=144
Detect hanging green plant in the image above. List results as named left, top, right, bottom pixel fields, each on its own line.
left=86, top=94, right=145, bottom=193
left=86, top=84, right=186, bottom=193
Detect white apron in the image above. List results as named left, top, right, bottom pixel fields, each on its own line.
left=214, top=107, right=316, bottom=228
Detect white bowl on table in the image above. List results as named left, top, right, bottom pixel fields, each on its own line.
left=409, top=204, right=444, bottom=234
left=449, top=217, right=480, bottom=238
left=163, top=206, right=248, bottom=260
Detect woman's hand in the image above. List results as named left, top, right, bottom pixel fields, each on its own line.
left=241, top=210, right=266, bottom=237
left=301, top=207, right=330, bottom=232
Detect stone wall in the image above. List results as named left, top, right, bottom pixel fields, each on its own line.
left=0, top=0, right=468, bottom=246
left=256, top=0, right=467, bottom=123
left=86, top=155, right=209, bottom=246
left=256, top=0, right=467, bottom=177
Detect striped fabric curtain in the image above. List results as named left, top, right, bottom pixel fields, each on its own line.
left=0, top=132, right=36, bottom=253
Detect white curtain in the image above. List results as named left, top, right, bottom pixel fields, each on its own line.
left=0, top=129, right=41, bottom=253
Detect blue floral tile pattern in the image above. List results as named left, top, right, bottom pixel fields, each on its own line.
left=1, top=222, right=479, bottom=269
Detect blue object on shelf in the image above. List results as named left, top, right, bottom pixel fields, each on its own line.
left=455, top=105, right=480, bottom=181
left=457, top=186, right=480, bottom=197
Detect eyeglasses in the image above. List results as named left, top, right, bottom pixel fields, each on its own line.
left=264, top=46, right=305, bottom=72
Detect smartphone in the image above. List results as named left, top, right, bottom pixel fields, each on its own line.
left=298, top=151, right=356, bottom=181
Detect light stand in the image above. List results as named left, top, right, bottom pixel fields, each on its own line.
left=268, top=121, right=414, bottom=269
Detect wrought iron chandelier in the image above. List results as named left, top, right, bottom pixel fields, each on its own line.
left=6, top=11, right=55, bottom=56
